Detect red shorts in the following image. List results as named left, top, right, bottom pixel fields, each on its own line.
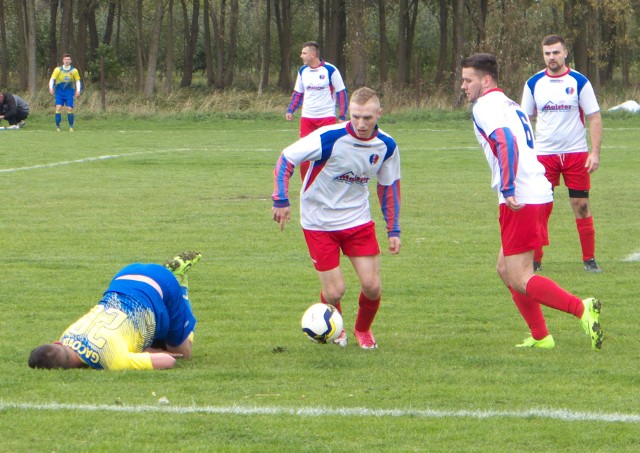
left=499, top=203, right=551, bottom=256
left=303, top=221, right=380, bottom=271
left=537, top=152, right=590, bottom=190
left=300, top=116, right=337, bottom=138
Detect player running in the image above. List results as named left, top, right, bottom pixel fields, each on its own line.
left=461, top=53, right=603, bottom=350
left=273, top=87, right=401, bottom=350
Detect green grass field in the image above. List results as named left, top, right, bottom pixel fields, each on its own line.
left=1, top=111, right=639, bottom=451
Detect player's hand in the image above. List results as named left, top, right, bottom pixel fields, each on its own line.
left=49, top=89, right=54, bottom=95
left=585, top=154, right=600, bottom=174
left=285, top=113, right=293, bottom=121
left=505, top=196, right=524, bottom=211
left=272, top=206, right=291, bottom=231
left=388, top=236, right=401, bottom=255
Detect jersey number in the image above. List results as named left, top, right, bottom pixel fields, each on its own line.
left=69, top=305, right=127, bottom=349
left=516, top=110, right=534, bottom=149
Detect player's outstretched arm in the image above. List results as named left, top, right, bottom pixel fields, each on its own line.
left=149, top=352, right=178, bottom=370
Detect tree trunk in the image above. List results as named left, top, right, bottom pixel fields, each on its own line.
left=47, top=0, right=59, bottom=73
left=324, top=0, right=346, bottom=71
left=274, top=0, right=292, bottom=91
left=25, top=0, right=37, bottom=97
left=87, top=0, right=99, bottom=63
left=165, top=0, right=175, bottom=93
left=0, top=0, right=8, bottom=88
left=376, top=0, right=388, bottom=86
left=434, top=0, right=448, bottom=85
left=103, top=1, right=116, bottom=45
left=203, top=0, right=215, bottom=87
left=143, top=0, right=165, bottom=97
left=60, top=0, right=73, bottom=55
left=77, top=0, right=88, bottom=76
left=13, top=0, right=28, bottom=90
left=210, top=0, right=225, bottom=89
left=180, top=0, right=200, bottom=88
left=223, top=0, right=238, bottom=87
left=451, top=0, right=464, bottom=104
left=347, top=0, right=366, bottom=89
left=258, top=0, right=271, bottom=94
left=134, top=0, right=145, bottom=92
left=397, top=0, right=418, bottom=86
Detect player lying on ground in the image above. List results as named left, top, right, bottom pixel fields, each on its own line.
left=28, top=252, right=202, bottom=370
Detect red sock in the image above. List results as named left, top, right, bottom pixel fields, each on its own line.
left=354, top=292, right=380, bottom=332
left=509, top=287, right=548, bottom=340
left=576, top=216, right=595, bottom=261
left=533, top=247, right=544, bottom=263
left=320, top=291, right=342, bottom=314
left=525, top=275, right=584, bottom=317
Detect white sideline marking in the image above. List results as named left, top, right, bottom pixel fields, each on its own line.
left=0, top=148, right=209, bottom=174
left=623, top=252, right=640, bottom=262
left=0, top=401, right=638, bottom=423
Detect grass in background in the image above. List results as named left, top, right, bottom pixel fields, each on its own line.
left=0, top=113, right=639, bottom=451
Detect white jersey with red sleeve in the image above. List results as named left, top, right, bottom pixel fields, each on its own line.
left=289, top=61, right=348, bottom=120
left=520, top=68, right=600, bottom=155
left=272, top=122, right=401, bottom=236
left=471, top=89, right=553, bottom=205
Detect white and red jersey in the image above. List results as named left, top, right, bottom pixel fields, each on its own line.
left=472, top=89, right=553, bottom=205
left=287, top=61, right=348, bottom=120
left=273, top=122, right=401, bottom=235
left=521, top=68, right=600, bottom=155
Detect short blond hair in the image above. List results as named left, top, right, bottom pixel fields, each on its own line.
left=350, top=87, right=379, bottom=107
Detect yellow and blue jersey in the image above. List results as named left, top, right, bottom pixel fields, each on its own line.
left=50, top=65, right=81, bottom=95
left=59, top=264, right=196, bottom=370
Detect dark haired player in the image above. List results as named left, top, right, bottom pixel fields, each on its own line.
left=521, top=34, right=603, bottom=273
left=461, top=53, right=603, bottom=350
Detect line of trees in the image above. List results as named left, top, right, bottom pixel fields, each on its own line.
left=1, top=0, right=638, bottom=102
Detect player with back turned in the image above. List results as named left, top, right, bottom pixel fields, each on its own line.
left=460, top=53, right=603, bottom=350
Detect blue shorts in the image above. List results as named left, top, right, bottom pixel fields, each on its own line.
left=55, top=93, right=75, bottom=108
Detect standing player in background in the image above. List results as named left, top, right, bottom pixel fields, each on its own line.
left=49, top=53, right=82, bottom=132
left=285, top=41, right=348, bottom=180
left=273, top=87, right=401, bottom=350
left=461, top=53, right=603, bottom=350
left=28, top=252, right=201, bottom=370
left=521, top=35, right=603, bottom=273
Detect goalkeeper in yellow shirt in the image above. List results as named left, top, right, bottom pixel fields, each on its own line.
left=28, top=252, right=201, bottom=370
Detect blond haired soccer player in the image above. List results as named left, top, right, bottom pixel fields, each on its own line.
left=49, top=53, right=81, bottom=132
left=460, top=53, right=603, bottom=350
left=273, top=87, right=401, bottom=350
left=28, top=252, right=201, bottom=370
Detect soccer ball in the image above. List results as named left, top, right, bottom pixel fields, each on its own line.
left=301, top=303, right=344, bottom=344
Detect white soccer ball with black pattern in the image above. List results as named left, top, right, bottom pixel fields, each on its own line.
left=301, top=303, right=344, bottom=344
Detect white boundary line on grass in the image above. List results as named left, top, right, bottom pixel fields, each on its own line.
left=623, top=251, right=640, bottom=262
left=1, top=401, right=639, bottom=423
left=0, top=149, right=206, bottom=174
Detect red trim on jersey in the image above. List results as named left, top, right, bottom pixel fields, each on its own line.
left=544, top=67, right=571, bottom=78
left=346, top=122, right=379, bottom=141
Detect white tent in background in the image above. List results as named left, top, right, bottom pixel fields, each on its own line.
left=608, top=100, right=640, bottom=113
